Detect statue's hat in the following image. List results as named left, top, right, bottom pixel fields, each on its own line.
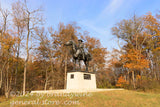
left=78, top=39, right=83, bottom=42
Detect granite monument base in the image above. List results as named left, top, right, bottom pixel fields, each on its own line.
left=66, top=71, right=96, bottom=90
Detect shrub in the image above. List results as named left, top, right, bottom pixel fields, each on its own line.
left=116, top=76, right=128, bottom=88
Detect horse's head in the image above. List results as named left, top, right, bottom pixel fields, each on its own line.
left=64, top=40, right=77, bottom=53
left=64, top=40, right=74, bottom=46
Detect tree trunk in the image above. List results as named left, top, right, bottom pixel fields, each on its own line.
left=5, top=61, right=11, bottom=99
left=23, top=13, right=30, bottom=95
left=15, top=33, right=20, bottom=90
left=157, top=63, right=159, bottom=81
left=0, top=61, right=7, bottom=89
left=132, top=71, right=135, bottom=89
left=23, top=62, right=27, bottom=95
left=153, top=64, right=157, bottom=80
left=44, top=68, right=48, bottom=90
left=64, top=52, right=67, bottom=89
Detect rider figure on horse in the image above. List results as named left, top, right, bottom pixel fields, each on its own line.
left=74, top=39, right=85, bottom=60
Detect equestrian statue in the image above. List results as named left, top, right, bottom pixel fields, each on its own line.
left=64, top=39, right=92, bottom=71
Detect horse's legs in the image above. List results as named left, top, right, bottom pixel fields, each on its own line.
left=84, top=60, right=89, bottom=72
left=73, top=59, right=76, bottom=71
left=79, top=60, right=81, bottom=71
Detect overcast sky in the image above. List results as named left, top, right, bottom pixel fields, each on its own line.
left=1, top=0, right=160, bottom=51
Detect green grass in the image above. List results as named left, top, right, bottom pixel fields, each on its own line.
left=0, top=90, right=160, bottom=107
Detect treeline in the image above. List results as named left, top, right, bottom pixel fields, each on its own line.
left=0, top=1, right=107, bottom=98
left=109, top=12, right=160, bottom=91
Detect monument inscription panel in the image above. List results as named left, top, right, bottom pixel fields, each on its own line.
left=71, top=74, right=74, bottom=79
left=84, top=74, right=91, bottom=80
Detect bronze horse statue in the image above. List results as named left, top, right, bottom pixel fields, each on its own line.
left=64, top=40, right=92, bottom=71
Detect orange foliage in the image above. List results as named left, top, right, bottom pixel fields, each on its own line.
left=116, top=76, right=128, bottom=88
left=143, top=12, right=160, bottom=55
left=84, top=36, right=107, bottom=70
left=136, top=75, right=141, bottom=80
left=1, top=32, right=16, bottom=51
left=144, top=13, right=160, bottom=36
left=121, top=49, right=149, bottom=71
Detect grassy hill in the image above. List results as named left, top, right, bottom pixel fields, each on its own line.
left=0, top=90, right=160, bottom=107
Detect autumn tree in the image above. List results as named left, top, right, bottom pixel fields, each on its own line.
left=143, top=12, right=160, bottom=80
left=111, top=12, right=160, bottom=89
left=80, top=33, right=108, bottom=87
left=35, top=27, right=55, bottom=90
left=0, top=8, right=10, bottom=90
left=116, top=75, right=128, bottom=88
left=13, top=0, right=44, bottom=95
left=107, top=49, right=124, bottom=85
left=11, top=1, right=26, bottom=90
left=83, top=35, right=107, bottom=72
left=121, top=49, right=149, bottom=88
left=0, top=8, right=17, bottom=98
left=51, top=23, right=79, bottom=89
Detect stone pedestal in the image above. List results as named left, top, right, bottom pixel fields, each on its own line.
left=66, top=71, right=96, bottom=90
